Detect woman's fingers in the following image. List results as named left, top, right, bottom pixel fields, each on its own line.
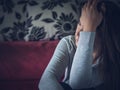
left=82, top=2, right=87, bottom=10
left=86, top=0, right=99, bottom=9
left=87, top=0, right=93, bottom=8
left=92, top=0, right=98, bottom=7
left=101, top=3, right=106, bottom=14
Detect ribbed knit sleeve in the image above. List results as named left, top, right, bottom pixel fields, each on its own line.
left=69, top=32, right=96, bottom=89
left=39, top=38, right=70, bottom=90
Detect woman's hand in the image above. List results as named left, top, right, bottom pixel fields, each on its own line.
left=75, top=0, right=105, bottom=46
left=80, top=0, right=103, bottom=32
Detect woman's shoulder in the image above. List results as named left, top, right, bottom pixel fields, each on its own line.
left=62, top=35, right=75, bottom=44
left=63, top=35, right=75, bottom=40
left=61, top=35, right=76, bottom=50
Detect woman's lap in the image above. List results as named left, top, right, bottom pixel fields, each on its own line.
left=60, top=82, right=95, bottom=90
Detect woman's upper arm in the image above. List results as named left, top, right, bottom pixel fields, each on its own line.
left=45, top=38, right=69, bottom=79
left=39, top=38, right=70, bottom=90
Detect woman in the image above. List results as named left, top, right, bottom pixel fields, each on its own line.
left=39, top=0, right=120, bottom=90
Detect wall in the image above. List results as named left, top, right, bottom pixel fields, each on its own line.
left=0, top=0, right=120, bottom=41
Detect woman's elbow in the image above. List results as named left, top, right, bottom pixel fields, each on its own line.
left=38, top=77, right=45, bottom=90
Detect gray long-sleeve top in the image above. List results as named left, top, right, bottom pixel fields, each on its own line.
left=39, top=32, right=103, bottom=90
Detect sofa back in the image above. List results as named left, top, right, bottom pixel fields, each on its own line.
left=0, top=41, right=59, bottom=80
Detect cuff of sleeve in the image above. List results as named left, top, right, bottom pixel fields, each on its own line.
left=78, top=32, right=96, bottom=47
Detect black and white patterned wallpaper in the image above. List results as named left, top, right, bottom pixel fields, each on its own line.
left=0, top=0, right=120, bottom=41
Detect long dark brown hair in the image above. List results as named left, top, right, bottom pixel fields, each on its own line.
left=94, top=1, right=120, bottom=90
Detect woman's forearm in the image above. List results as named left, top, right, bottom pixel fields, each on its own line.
left=69, top=32, right=96, bottom=89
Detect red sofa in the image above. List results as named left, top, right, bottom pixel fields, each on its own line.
left=0, top=40, right=59, bottom=90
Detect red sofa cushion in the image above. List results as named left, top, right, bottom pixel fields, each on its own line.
left=0, top=41, right=59, bottom=80
left=0, top=80, right=39, bottom=90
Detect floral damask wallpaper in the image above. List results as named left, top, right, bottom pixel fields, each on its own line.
left=0, top=0, right=119, bottom=41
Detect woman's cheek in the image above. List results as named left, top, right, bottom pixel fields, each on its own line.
left=75, top=35, right=79, bottom=47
